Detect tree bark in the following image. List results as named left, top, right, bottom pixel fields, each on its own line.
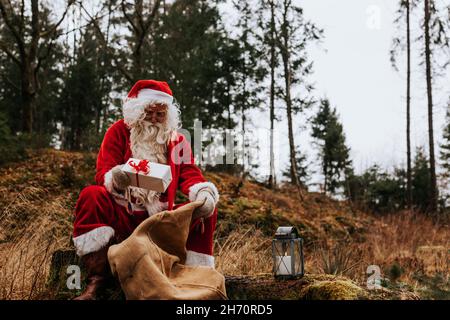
left=424, top=0, right=438, bottom=213
left=268, top=0, right=276, bottom=189
left=281, top=37, right=299, bottom=186
left=21, top=63, right=35, bottom=133
left=406, top=0, right=413, bottom=210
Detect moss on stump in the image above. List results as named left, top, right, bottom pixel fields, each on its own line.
left=300, top=280, right=365, bottom=300
left=225, top=274, right=368, bottom=300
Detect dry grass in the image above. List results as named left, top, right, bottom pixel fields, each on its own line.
left=215, top=211, right=449, bottom=298
left=0, top=149, right=85, bottom=300
left=0, top=192, right=73, bottom=299
left=0, top=172, right=75, bottom=299
left=359, top=211, right=449, bottom=285
left=215, top=227, right=273, bottom=276
left=0, top=149, right=448, bottom=299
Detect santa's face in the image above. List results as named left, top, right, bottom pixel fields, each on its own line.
left=143, top=103, right=168, bottom=124
left=130, top=102, right=170, bottom=165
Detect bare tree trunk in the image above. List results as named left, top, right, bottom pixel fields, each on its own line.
left=241, top=78, right=247, bottom=179
left=21, top=63, right=35, bottom=133
left=268, top=0, right=276, bottom=189
left=424, top=0, right=438, bottom=213
left=286, top=86, right=299, bottom=186
left=281, top=40, right=299, bottom=186
left=406, top=0, right=413, bottom=210
left=99, top=0, right=114, bottom=133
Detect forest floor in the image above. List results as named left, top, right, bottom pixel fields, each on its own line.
left=0, top=149, right=448, bottom=300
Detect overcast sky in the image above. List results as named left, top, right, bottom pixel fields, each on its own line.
left=220, top=0, right=450, bottom=185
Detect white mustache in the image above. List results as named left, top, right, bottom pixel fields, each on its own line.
left=134, top=120, right=169, bottom=145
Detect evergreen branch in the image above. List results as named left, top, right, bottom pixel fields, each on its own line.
left=78, top=0, right=133, bottom=83
left=0, top=41, right=20, bottom=65
left=0, top=0, right=25, bottom=58
left=39, top=0, right=74, bottom=38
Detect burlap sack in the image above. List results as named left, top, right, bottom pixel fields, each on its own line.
left=107, top=201, right=227, bottom=300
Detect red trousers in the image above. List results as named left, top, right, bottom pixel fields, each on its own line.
left=72, top=185, right=217, bottom=257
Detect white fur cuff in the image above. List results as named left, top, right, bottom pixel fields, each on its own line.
left=104, top=165, right=122, bottom=194
left=73, top=226, right=115, bottom=257
left=185, top=250, right=215, bottom=268
left=188, top=182, right=219, bottom=204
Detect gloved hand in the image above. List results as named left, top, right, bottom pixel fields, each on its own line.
left=192, top=189, right=216, bottom=220
left=111, top=165, right=131, bottom=192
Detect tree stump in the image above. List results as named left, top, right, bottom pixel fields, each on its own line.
left=225, top=274, right=367, bottom=300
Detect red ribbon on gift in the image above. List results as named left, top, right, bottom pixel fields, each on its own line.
left=128, top=159, right=150, bottom=188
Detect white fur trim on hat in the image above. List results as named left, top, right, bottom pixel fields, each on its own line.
left=137, top=89, right=173, bottom=105
left=188, top=182, right=219, bottom=204
left=185, top=250, right=215, bottom=268
left=73, top=226, right=115, bottom=257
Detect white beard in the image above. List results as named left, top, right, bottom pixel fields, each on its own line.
left=128, top=120, right=170, bottom=210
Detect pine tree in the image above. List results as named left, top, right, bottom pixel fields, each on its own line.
left=421, top=0, right=449, bottom=212
left=412, top=147, right=431, bottom=212
left=257, top=0, right=281, bottom=188
left=57, top=26, right=106, bottom=151
left=119, top=0, right=162, bottom=80
left=282, top=147, right=310, bottom=188
left=275, top=0, right=322, bottom=187
left=152, top=0, right=239, bottom=130
left=345, top=165, right=406, bottom=213
left=0, top=0, right=73, bottom=133
left=439, top=104, right=450, bottom=207
left=312, top=99, right=352, bottom=195
left=232, top=0, right=264, bottom=177
left=391, top=0, right=417, bottom=210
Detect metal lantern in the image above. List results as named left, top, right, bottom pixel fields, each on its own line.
left=272, top=226, right=304, bottom=279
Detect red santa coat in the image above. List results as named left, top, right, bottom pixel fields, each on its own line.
left=72, top=119, right=219, bottom=267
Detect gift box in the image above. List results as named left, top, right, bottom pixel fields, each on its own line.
left=122, top=158, right=172, bottom=193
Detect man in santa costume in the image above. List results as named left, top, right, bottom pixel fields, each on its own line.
left=72, top=80, right=219, bottom=300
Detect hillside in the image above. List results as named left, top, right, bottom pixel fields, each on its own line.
left=0, top=149, right=448, bottom=300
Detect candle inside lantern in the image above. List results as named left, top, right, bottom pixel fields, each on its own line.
left=275, top=256, right=292, bottom=275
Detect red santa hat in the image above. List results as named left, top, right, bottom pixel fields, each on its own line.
left=123, top=80, right=180, bottom=130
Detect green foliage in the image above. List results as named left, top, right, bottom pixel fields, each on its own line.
left=0, top=2, right=65, bottom=135
left=346, top=165, right=405, bottom=213
left=312, top=99, right=352, bottom=195
left=57, top=25, right=110, bottom=151
left=152, top=0, right=240, bottom=130
left=0, top=113, right=27, bottom=165
left=440, top=104, right=450, bottom=208
left=282, top=147, right=311, bottom=188
left=231, top=0, right=265, bottom=118
left=412, top=147, right=432, bottom=211
left=388, top=262, right=404, bottom=282
left=345, top=147, right=433, bottom=213
left=441, top=105, right=450, bottom=174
